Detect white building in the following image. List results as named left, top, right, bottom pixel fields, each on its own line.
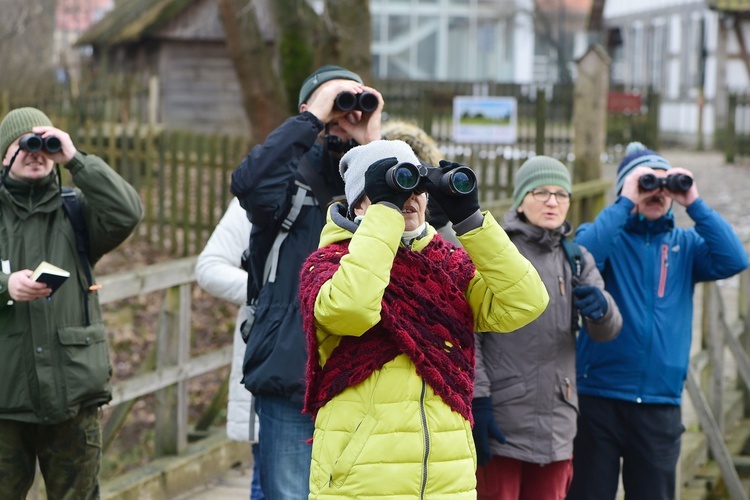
left=602, top=0, right=750, bottom=146
left=369, top=0, right=591, bottom=83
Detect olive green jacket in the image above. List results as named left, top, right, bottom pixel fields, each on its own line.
left=0, top=152, right=143, bottom=424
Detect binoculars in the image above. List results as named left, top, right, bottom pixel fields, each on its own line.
left=385, top=162, right=477, bottom=197
left=19, top=134, right=62, bottom=154
left=334, top=91, right=378, bottom=113
left=638, top=173, right=693, bottom=192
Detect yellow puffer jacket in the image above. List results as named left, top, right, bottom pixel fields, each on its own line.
left=307, top=203, right=548, bottom=499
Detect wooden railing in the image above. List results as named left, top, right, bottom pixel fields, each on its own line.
left=684, top=269, right=750, bottom=499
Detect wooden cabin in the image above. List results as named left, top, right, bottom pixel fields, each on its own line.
left=76, top=0, right=249, bottom=136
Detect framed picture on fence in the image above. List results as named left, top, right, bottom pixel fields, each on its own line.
left=452, top=96, right=517, bottom=144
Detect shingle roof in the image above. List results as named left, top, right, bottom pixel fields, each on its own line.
left=707, top=0, right=750, bottom=12
left=75, top=0, right=195, bottom=46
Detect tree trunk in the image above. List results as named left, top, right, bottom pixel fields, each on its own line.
left=218, top=0, right=288, bottom=142
left=219, top=0, right=373, bottom=140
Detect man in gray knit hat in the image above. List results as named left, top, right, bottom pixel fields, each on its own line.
left=0, top=107, right=143, bottom=498
left=230, top=66, right=384, bottom=499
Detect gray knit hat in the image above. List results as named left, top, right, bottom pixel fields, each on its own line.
left=339, top=139, right=421, bottom=208
left=0, top=107, right=53, bottom=159
left=512, top=156, right=572, bottom=208
left=298, top=65, right=363, bottom=107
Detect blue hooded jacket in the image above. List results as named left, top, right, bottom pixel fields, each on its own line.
left=574, top=196, right=748, bottom=405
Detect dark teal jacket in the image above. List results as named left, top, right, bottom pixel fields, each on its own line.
left=0, top=152, right=142, bottom=424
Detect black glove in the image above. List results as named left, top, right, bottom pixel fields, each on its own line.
left=573, top=285, right=608, bottom=320
left=364, top=157, right=412, bottom=209
left=426, top=160, right=480, bottom=224
left=471, top=396, right=506, bottom=467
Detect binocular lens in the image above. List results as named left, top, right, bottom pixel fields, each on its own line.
left=358, top=93, right=379, bottom=113
left=448, top=170, right=475, bottom=195
left=44, top=136, right=62, bottom=153
left=638, top=173, right=693, bottom=192
left=387, top=163, right=421, bottom=191
left=20, top=135, right=43, bottom=152
left=334, top=92, right=358, bottom=112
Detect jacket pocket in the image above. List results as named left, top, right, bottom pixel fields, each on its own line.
left=0, top=329, right=32, bottom=411
left=57, top=324, right=112, bottom=405
left=490, top=377, right=526, bottom=404
left=330, top=413, right=378, bottom=488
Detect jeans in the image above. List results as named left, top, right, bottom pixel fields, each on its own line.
left=250, top=442, right=264, bottom=500
left=255, top=394, right=314, bottom=500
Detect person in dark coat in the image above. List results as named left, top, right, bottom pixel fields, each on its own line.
left=230, top=65, right=384, bottom=499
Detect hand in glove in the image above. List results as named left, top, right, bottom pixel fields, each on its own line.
left=425, top=160, right=480, bottom=225
left=573, top=285, right=608, bottom=320
left=364, top=157, right=412, bottom=210
left=471, top=396, right=506, bottom=467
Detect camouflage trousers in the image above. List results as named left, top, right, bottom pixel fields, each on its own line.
left=0, top=406, right=101, bottom=500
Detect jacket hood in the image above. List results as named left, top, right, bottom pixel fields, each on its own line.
left=503, top=209, right=571, bottom=252
left=321, top=202, right=437, bottom=250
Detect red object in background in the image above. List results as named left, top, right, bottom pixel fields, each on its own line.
left=608, top=92, right=642, bottom=114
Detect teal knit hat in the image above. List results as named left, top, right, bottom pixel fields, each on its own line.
left=512, top=156, right=572, bottom=208
left=0, top=107, right=53, bottom=159
left=298, top=65, right=363, bottom=108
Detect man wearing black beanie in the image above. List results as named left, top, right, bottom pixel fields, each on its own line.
left=230, top=66, right=383, bottom=499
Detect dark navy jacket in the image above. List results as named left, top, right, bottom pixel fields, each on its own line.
left=230, top=111, right=342, bottom=404
left=574, top=196, right=748, bottom=405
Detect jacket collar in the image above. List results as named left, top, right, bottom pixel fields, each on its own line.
left=503, top=209, right=571, bottom=251
left=0, top=172, right=60, bottom=218
left=625, top=211, right=675, bottom=235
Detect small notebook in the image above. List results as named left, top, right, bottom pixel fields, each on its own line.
left=30, top=261, right=70, bottom=296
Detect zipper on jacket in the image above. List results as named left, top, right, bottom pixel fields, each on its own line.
left=419, top=380, right=429, bottom=500
left=657, top=244, right=669, bottom=298
left=564, top=377, right=572, bottom=400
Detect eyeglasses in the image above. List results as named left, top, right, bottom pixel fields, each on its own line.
left=529, top=189, right=571, bottom=204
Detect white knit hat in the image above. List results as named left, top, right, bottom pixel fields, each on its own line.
left=339, top=139, right=421, bottom=208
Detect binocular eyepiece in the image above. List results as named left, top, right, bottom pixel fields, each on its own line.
left=19, top=134, right=62, bottom=154
left=385, top=162, right=477, bottom=197
left=334, top=91, right=379, bottom=113
left=638, top=173, right=693, bottom=193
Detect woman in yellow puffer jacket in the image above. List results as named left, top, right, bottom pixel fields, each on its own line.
left=299, top=140, right=549, bottom=499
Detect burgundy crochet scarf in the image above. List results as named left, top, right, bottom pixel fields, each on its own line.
left=300, top=234, right=477, bottom=424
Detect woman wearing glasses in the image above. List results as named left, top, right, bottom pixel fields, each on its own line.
left=473, top=156, right=622, bottom=499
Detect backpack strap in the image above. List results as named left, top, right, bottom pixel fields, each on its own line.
left=61, top=187, right=93, bottom=325
left=561, top=238, right=584, bottom=333
left=297, top=154, right=346, bottom=209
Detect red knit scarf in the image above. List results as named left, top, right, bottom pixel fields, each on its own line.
left=299, top=234, right=477, bottom=424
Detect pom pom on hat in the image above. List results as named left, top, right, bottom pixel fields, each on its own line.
left=512, top=155, right=572, bottom=208
left=615, top=141, right=671, bottom=194
left=0, top=107, right=53, bottom=159
left=339, top=140, right=421, bottom=209
left=298, top=65, right=363, bottom=108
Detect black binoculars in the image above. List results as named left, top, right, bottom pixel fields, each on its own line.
left=19, top=134, right=62, bottom=154
left=385, top=162, right=477, bottom=197
left=638, top=173, right=693, bottom=192
left=334, top=91, right=378, bottom=113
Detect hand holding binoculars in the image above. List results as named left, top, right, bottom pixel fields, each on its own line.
left=384, top=161, right=477, bottom=197
left=334, top=91, right=379, bottom=113
left=638, top=173, right=693, bottom=193
left=19, top=134, right=62, bottom=154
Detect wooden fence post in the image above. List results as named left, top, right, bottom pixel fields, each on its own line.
left=726, top=94, right=737, bottom=164
left=154, top=284, right=191, bottom=456
left=535, top=88, right=546, bottom=156
left=573, top=45, right=611, bottom=225
left=646, top=88, right=661, bottom=150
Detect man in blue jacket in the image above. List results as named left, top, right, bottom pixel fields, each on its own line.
left=230, top=65, right=384, bottom=499
left=568, top=142, right=748, bottom=499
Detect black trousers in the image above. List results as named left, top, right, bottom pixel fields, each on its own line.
left=567, top=394, right=684, bottom=500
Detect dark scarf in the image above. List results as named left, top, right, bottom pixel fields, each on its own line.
left=300, top=234, right=477, bottom=423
